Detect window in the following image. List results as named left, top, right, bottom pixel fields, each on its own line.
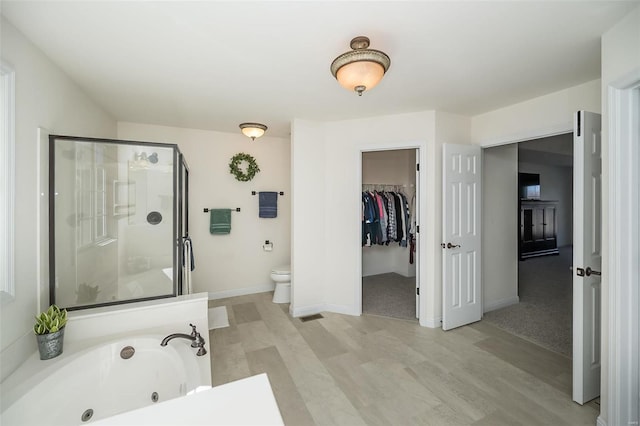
left=1, top=60, right=15, bottom=302
left=76, top=143, right=111, bottom=248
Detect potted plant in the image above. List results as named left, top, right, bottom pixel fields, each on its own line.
left=34, top=304, right=68, bottom=360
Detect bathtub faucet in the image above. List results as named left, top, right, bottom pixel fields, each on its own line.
left=160, top=324, right=207, bottom=356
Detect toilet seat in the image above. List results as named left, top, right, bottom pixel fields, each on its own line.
left=271, top=265, right=290, bottom=275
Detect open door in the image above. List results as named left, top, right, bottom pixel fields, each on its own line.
left=573, top=111, right=602, bottom=404
left=415, top=148, right=420, bottom=318
left=442, top=144, right=482, bottom=330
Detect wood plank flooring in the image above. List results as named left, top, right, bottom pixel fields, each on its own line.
left=208, top=292, right=599, bottom=425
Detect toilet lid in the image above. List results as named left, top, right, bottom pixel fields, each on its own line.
left=271, top=265, right=290, bottom=275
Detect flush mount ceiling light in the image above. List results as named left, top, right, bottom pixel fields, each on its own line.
left=330, top=36, right=391, bottom=96
left=239, top=122, right=268, bottom=141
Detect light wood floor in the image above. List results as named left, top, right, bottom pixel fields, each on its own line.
left=208, top=292, right=599, bottom=425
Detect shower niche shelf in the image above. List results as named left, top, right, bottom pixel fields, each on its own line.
left=113, top=180, right=136, bottom=217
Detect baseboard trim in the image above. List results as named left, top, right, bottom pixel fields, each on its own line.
left=483, top=296, right=520, bottom=313
left=325, top=304, right=359, bottom=316
left=422, top=316, right=442, bottom=328
left=596, top=415, right=607, bottom=426
left=208, top=283, right=275, bottom=301
left=291, top=304, right=326, bottom=318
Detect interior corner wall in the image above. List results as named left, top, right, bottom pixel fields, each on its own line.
left=482, top=144, right=519, bottom=313
left=0, top=17, right=117, bottom=383
left=117, top=122, right=291, bottom=300
left=600, top=5, right=640, bottom=425
left=470, top=79, right=601, bottom=147
left=291, top=111, right=438, bottom=324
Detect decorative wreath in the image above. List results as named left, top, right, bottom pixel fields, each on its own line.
left=229, top=152, right=260, bottom=182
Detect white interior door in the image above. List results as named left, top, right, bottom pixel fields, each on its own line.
left=573, top=110, right=602, bottom=404
left=442, top=144, right=482, bottom=331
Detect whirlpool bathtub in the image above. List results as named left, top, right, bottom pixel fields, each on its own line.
left=0, top=335, right=207, bottom=426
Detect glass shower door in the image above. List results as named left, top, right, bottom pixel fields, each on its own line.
left=50, top=136, right=182, bottom=310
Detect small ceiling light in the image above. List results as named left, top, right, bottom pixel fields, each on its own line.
left=239, top=122, right=268, bottom=141
left=330, top=36, right=391, bottom=96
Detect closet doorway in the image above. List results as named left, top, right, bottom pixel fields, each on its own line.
left=361, top=149, right=419, bottom=321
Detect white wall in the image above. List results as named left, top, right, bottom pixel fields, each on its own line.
left=291, top=110, right=470, bottom=328
left=117, top=122, right=291, bottom=299
left=483, top=144, right=519, bottom=312
left=471, top=79, right=603, bottom=320
left=291, top=112, right=435, bottom=323
left=0, top=18, right=116, bottom=382
left=600, top=5, right=640, bottom=425
left=290, top=120, right=325, bottom=312
left=361, top=149, right=416, bottom=278
left=471, top=79, right=601, bottom=147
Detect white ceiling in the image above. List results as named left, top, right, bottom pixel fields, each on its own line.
left=2, top=1, right=638, bottom=138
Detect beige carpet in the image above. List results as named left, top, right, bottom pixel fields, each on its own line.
left=362, top=272, right=417, bottom=321
left=483, top=246, right=572, bottom=357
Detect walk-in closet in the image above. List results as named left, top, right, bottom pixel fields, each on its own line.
left=361, top=149, right=418, bottom=320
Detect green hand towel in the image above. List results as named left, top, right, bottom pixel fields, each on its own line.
left=210, top=209, right=231, bottom=235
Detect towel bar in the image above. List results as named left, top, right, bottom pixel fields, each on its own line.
left=252, top=191, right=284, bottom=196
left=203, top=208, right=241, bottom=213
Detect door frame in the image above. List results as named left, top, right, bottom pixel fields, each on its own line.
left=481, top=122, right=599, bottom=401
left=356, top=144, right=427, bottom=324
left=602, top=72, right=640, bottom=426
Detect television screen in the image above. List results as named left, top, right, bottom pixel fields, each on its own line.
left=519, top=173, right=540, bottom=199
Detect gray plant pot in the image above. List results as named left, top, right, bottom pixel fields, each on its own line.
left=36, top=327, right=65, bottom=360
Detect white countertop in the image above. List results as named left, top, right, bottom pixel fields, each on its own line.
left=93, top=373, right=284, bottom=425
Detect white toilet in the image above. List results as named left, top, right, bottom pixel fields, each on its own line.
left=271, top=265, right=291, bottom=304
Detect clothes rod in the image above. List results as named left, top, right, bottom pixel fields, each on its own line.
left=362, top=183, right=414, bottom=187
left=203, top=208, right=241, bottom=213
left=251, top=191, right=284, bottom=196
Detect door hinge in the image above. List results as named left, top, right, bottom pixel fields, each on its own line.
left=416, top=225, right=419, bottom=233
left=416, top=163, right=420, bottom=172
left=577, top=111, right=581, bottom=137
left=416, top=287, right=420, bottom=295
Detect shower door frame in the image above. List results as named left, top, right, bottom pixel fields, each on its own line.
left=49, top=135, right=185, bottom=311
left=177, top=152, right=190, bottom=295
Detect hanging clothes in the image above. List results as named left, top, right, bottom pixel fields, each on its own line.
left=362, top=192, right=376, bottom=247
left=375, top=192, right=388, bottom=244
left=362, top=187, right=413, bottom=249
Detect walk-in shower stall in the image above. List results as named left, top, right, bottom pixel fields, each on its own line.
left=50, top=135, right=189, bottom=310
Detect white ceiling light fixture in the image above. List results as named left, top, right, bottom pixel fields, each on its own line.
left=239, top=122, right=268, bottom=141
left=330, top=36, right=391, bottom=96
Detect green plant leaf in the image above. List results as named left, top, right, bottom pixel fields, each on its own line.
left=34, top=304, right=68, bottom=334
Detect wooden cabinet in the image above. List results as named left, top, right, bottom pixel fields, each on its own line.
left=520, top=200, right=559, bottom=260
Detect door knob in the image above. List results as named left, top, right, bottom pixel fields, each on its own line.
left=576, top=267, right=601, bottom=277
left=586, top=267, right=601, bottom=276
left=446, top=242, right=461, bottom=249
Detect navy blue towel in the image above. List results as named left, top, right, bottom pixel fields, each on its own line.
left=259, top=192, right=278, bottom=218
